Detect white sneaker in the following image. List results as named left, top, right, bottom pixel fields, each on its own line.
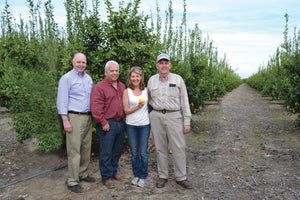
left=137, top=179, right=146, bottom=187
left=131, top=177, right=139, bottom=185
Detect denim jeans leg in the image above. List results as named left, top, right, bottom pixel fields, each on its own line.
left=127, top=124, right=150, bottom=179
left=138, top=124, right=150, bottom=179
left=127, top=124, right=140, bottom=178
left=111, top=121, right=125, bottom=177
left=96, top=123, right=114, bottom=182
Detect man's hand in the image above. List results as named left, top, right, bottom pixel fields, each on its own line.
left=61, top=115, right=72, bottom=133
left=102, top=122, right=110, bottom=132
left=183, top=125, right=191, bottom=134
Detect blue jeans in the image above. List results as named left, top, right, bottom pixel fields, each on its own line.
left=96, top=121, right=124, bottom=182
left=126, top=124, right=150, bottom=179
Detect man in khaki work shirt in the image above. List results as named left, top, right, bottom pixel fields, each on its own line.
left=147, top=53, right=192, bottom=189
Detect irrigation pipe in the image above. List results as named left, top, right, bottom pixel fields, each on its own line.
left=0, top=164, right=67, bottom=190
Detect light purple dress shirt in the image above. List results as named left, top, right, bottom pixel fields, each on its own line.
left=56, top=69, right=93, bottom=115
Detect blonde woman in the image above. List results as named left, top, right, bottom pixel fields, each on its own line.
left=123, top=66, right=150, bottom=187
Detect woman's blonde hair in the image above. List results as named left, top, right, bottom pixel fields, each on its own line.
left=127, top=67, right=145, bottom=90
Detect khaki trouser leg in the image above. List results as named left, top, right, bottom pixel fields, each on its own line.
left=150, top=111, right=186, bottom=181
left=165, top=112, right=186, bottom=181
left=79, top=116, right=92, bottom=179
left=66, top=114, right=92, bottom=186
left=150, top=111, right=169, bottom=179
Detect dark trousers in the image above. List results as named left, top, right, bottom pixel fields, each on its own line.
left=96, top=120, right=124, bottom=182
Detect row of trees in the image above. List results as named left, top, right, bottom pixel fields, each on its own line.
left=246, top=14, right=300, bottom=128
left=0, top=0, right=242, bottom=152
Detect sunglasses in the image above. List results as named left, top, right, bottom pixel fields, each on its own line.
left=130, top=66, right=141, bottom=70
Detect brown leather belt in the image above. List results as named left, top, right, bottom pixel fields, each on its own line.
left=108, top=118, right=123, bottom=122
left=153, top=109, right=179, bottom=114
left=68, top=111, right=91, bottom=115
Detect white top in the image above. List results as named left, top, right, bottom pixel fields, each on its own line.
left=126, top=88, right=149, bottom=126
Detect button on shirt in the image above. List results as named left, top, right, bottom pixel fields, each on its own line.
left=56, top=69, right=93, bottom=115
left=147, top=73, right=191, bottom=125
left=90, top=77, right=125, bottom=127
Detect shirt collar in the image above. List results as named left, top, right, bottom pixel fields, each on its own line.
left=104, top=77, right=120, bottom=85
left=72, top=68, right=85, bottom=77
left=159, top=73, right=170, bottom=81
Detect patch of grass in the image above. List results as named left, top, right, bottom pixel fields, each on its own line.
left=186, top=131, right=212, bottom=152
left=272, top=116, right=284, bottom=128
left=191, top=109, right=218, bottom=134
left=188, top=106, right=219, bottom=150
left=203, top=117, right=216, bottom=130
left=241, top=172, right=251, bottom=177
left=253, top=148, right=264, bottom=155
left=280, top=134, right=300, bottom=146
left=243, top=160, right=251, bottom=168
left=186, top=133, right=210, bottom=145
left=294, top=148, right=300, bottom=153
left=242, top=153, right=251, bottom=167
left=247, top=108, right=269, bottom=156
left=252, top=135, right=262, bottom=143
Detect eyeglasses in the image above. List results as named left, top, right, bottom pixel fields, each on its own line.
left=130, top=66, right=141, bottom=70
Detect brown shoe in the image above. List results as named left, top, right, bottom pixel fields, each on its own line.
left=113, top=174, right=123, bottom=180
left=104, top=180, right=114, bottom=189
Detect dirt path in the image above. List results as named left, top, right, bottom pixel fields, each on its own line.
left=186, top=83, right=300, bottom=199
left=1, top=83, right=300, bottom=200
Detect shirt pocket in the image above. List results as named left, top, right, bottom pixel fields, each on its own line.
left=169, top=85, right=180, bottom=97
left=150, top=87, right=160, bottom=98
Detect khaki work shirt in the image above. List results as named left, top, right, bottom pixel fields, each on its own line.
left=147, top=73, right=191, bottom=125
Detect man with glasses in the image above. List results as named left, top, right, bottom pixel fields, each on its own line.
left=147, top=53, right=192, bottom=189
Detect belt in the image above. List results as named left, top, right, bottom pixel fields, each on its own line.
left=68, top=111, right=91, bottom=115
left=153, top=109, right=179, bottom=114
left=108, top=118, right=123, bottom=122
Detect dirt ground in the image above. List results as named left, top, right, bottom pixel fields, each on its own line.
left=1, top=83, right=300, bottom=200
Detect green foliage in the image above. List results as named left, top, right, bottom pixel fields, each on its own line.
left=188, top=85, right=207, bottom=114
left=2, top=65, right=61, bottom=150
left=36, top=132, right=64, bottom=152
left=246, top=13, right=300, bottom=128
left=0, top=0, right=242, bottom=152
left=294, top=115, right=300, bottom=128
left=101, top=0, right=157, bottom=84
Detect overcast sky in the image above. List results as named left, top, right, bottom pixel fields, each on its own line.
left=2, top=0, right=300, bottom=78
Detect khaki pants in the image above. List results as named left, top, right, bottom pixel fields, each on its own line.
left=149, top=110, right=186, bottom=181
left=66, top=113, right=92, bottom=186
